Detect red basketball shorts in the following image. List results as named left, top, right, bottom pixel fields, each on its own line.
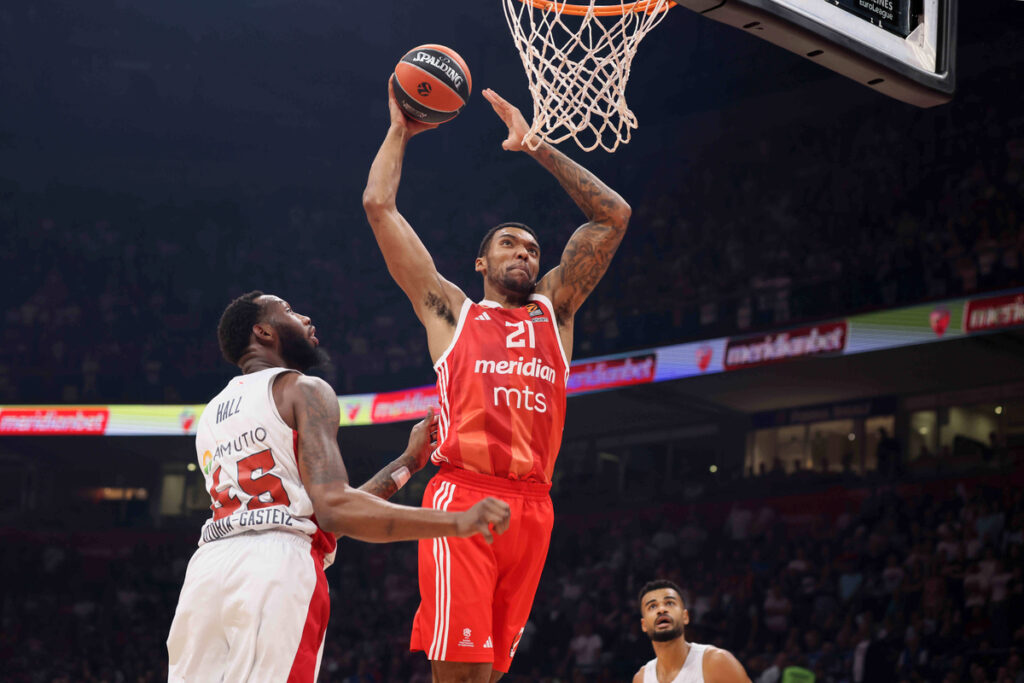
left=410, top=466, right=554, bottom=673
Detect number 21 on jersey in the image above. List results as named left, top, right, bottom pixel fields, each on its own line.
left=505, top=320, right=536, bottom=349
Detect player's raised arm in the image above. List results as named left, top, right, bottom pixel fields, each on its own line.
left=358, top=408, right=438, bottom=500
left=284, top=373, right=509, bottom=543
left=482, top=88, right=631, bottom=322
left=362, top=80, right=467, bottom=356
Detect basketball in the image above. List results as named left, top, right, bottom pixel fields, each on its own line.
left=393, top=44, right=472, bottom=125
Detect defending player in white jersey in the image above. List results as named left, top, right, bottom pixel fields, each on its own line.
left=634, top=580, right=751, bottom=683
left=167, top=290, right=510, bottom=683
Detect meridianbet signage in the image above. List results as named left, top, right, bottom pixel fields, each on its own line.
left=2, top=288, right=1021, bottom=435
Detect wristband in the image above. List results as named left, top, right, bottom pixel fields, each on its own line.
left=391, top=465, right=411, bottom=490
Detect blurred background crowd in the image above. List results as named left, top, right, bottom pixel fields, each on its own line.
left=4, top=474, right=1023, bottom=683
left=3, top=1, right=1024, bottom=682
left=1, top=6, right=1022, bottom=404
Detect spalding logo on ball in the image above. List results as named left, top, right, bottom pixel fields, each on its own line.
left=393, top=44, right=472, bottom=124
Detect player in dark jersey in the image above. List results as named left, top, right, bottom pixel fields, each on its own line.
left=363, top=83, right=631, bottom=682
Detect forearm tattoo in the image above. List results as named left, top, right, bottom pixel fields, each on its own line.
left=360, top=453, right=419, bottom=500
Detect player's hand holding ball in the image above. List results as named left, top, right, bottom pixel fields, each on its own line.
left=390, top=44, right=472, bottom=136
left=456, top=497, right=511, bottom=543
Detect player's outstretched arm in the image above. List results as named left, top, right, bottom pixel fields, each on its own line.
left=482, top=88, right=631, bottom=321
left=362, top=80, right=467, bottom=358
left=358, top=408, right=438, bottom=500
left=287, top=374, right=510, bottom=542
left=704, top=648, right=752, bottom=683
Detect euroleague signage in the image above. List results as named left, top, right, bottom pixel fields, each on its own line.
left=724, top=322, right=848, bottom=371
left=0, top=408, right=109, bottom=435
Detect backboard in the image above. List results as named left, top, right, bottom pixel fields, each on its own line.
left=676, top=0, right=956, bottom=107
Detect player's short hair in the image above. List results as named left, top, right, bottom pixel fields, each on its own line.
left=638, top=579, right=685, bottom=608
left=218, top=290, right=267, bottom=365
left=478, top=222, right=540, bottom=259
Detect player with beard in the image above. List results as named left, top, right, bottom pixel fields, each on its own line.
left=634, top=580, right=750, bottom=683
left=363, top=83, right=631, bottom=682
left=167, top=291, right=511, bottom=683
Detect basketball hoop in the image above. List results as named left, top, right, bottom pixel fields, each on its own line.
left=503, top=0, right=675, bottom=153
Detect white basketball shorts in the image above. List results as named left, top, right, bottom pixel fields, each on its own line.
left=167, top=530, right=330, bottom=683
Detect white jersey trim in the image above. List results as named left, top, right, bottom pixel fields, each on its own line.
left=643, top=643, right=710, bottom=683
left=529, top=293, right=570, bottom=372
left=432, top=298, right=473, bottom=371
left=428, top=481, right=457, bottom=661
left=266, top=368, right=300, bottom=433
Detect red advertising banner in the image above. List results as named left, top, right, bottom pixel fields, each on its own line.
left=962, top=293, right=1024, bottom=333
left=724, top=322, right=848, bottom=371
left=567, top=354, right=656, bottom=394
left=0, top=408, right=110, bottom=435
left=370, top=386, right=439, bottom=423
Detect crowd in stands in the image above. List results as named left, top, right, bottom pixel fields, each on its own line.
left=2, top=47, right=1022, bottom=405
left=4, top=472, right=1024, bottom=682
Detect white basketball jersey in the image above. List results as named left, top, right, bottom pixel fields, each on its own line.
left=195, top=367, right=336, bottom=566
left=643, top=643, right=710, bottom=683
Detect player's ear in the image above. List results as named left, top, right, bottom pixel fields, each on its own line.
left=252, top=322, right=274, bottom=343
left=682, top=609, right=690, bottom=626
left=474, top=256, right=486, bottom=274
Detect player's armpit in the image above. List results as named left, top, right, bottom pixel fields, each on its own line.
left=703, top=648, right=752, bottom=683
left=632, top=668, right=645, bottom=683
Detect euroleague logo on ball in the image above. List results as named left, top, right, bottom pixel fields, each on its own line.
left=393, top=44, right=471, bottom=125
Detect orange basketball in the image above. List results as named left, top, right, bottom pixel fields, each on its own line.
left=393, top=44, right=472, bottom=125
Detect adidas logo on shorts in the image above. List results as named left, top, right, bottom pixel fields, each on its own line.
left=483, top=636, right=493, bottom=649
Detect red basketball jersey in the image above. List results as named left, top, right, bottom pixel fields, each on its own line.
left=432, top=294, right=569, bottom=483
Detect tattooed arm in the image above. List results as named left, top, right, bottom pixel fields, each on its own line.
left=362, top=80, right=468, bottom=362
left=482, top=89, right=631, bottom=325
left=282, top=374, right=509, bottom=542
left=359, top=408, right=438, bottom=500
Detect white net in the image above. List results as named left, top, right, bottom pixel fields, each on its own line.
left=502, top=0, right=674, bottom=153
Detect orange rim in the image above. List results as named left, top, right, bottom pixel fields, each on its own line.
left=518, top=0, right=675, bottom=16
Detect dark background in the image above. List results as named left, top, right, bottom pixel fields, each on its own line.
left=3, top=1, right=1024, bottom=682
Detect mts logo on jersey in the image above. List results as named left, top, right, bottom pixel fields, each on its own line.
left=469, top=319, right=559, bottom=414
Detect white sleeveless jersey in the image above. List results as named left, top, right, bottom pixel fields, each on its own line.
left=643, top=643, right=711, bottom=683
left=195, top=367, right=336, bottom=566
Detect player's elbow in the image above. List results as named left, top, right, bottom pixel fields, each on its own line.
left=599, top=198, right=631, bottom=228
left=612, top=200, right=631, bottom=226
left=361, top=189, right=396, bottom=216
left=310, top=486, right=360, bottom=537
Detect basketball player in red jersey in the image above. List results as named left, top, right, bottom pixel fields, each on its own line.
left=363, top=82, right=631, bottom=682
left=167, top=291, right=510, bottom=682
